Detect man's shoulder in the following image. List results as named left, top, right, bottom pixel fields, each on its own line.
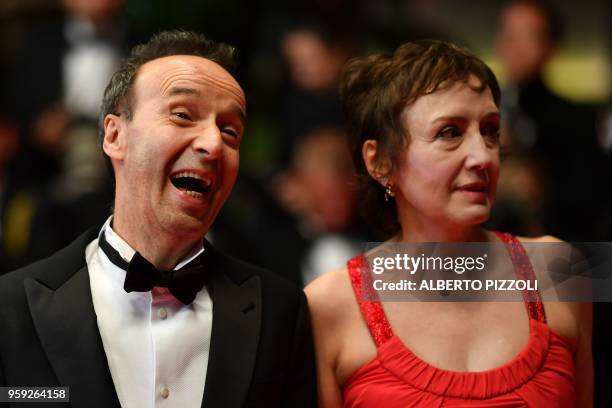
left=209, top=243, right=305, bottom=302
left=215, top=247, right=301, bottom=289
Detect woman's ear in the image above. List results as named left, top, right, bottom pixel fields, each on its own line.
left=362, top=139, right=392, bottom=186
left=102, top=113, right=126, bottom=162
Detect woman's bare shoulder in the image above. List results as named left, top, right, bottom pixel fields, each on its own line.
left=305, top=267, right=355, bottom=318
left=513, top=234, right=590, bottom=344
left=514, top=234, right=570, bottom=274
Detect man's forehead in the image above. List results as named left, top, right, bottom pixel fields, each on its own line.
left=134, top=55, right=245, bottom=106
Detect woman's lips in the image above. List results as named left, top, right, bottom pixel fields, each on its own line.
left=455, top=183, right=489, bottom=202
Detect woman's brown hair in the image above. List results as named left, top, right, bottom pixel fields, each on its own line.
left=340, top=39, right=501, bottom=237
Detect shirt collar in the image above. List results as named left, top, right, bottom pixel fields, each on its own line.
left=99, top=216, right=205, bottom=271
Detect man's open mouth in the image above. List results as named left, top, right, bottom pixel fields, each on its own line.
left=170, top=171, right=212, bottom=198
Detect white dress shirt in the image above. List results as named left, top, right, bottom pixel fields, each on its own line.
left=85, top=218, right=212, bottom=408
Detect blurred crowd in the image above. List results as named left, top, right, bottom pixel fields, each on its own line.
left=2, top=0, right=608, bottom=280
left=0, top=0, right=611, bottom=405
left=0, top=0, right=610, bottom=275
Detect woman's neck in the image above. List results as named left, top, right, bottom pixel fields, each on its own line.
left=393, top=218, right=488, bottom=243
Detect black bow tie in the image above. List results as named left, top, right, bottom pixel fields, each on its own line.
left=98, top=232, right=207, bottom=305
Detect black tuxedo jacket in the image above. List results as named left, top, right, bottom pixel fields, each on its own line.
left=0, top=229, right=316, bottom=407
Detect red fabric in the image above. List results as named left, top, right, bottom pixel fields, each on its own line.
left=343, top=233, right=576, bottom=407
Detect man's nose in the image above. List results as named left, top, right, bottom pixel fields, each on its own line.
left=192, top=123, right=223, bottom=159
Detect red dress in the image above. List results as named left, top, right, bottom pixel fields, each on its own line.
left=343, top=233, right=576, bottom=407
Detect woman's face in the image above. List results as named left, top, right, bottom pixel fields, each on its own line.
left=391, top=76, right=500, bottom=230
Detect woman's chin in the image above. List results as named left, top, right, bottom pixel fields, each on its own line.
left=449, top=207, right=490, bottom=227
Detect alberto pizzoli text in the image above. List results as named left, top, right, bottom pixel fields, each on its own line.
left=373, top=279, right=538, bottom=292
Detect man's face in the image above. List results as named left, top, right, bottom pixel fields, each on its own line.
left=105, top=55, right=246, bottom=241
left=496, top=3, right=554, bottom=85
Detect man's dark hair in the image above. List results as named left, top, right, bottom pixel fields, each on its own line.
left=98, top=30, right=239, bottom=175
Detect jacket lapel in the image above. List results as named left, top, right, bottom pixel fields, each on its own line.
left=201, top=243, right=262, bottom=408
left=24, top=231, right=119, bottom=408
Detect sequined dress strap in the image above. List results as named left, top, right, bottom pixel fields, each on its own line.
left=494, top=231, right=547, bottom=323
left=347, top=255, right=394, bottom=347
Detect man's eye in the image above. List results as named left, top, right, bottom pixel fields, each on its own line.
left=222, top=127, right=239, bottom=138
left=172, top=111, right=192, bottom=121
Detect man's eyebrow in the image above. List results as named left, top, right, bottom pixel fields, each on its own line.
left=166, top=86, right=246, bottom=122
left=166, top=87, right=201, bottom=97
left=231, top=105, right=247, bottom=124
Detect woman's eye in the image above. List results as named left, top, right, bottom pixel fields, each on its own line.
left=437, top=126, right=461, bottom=139
left=482, top=124, right=501, bottom=140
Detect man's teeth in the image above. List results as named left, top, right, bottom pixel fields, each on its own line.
left=184, top=190, right=204, bottom=198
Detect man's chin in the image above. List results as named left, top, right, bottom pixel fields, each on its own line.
left=161, top=212, right=211, bottom=239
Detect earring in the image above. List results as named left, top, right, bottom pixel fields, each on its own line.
left=384, top=181, right=394, bottom=202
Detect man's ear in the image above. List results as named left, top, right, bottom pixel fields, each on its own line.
left=362, top=139, right=392, bottom=186
left=102, top=113, right=126, bottom=162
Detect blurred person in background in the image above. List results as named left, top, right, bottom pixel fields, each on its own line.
left=10, top=0, right=132, bottom=184
left=278, top=20, right=356, bottom=167
left=0, top=76, right=72, bottom=274
left=486, top=155, right=547, bottom=236
left=0, top=0, right=140, bottom=271
left=493, top=0, right=608, bottom=241
left=273, top=126, right=366, bottom=284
